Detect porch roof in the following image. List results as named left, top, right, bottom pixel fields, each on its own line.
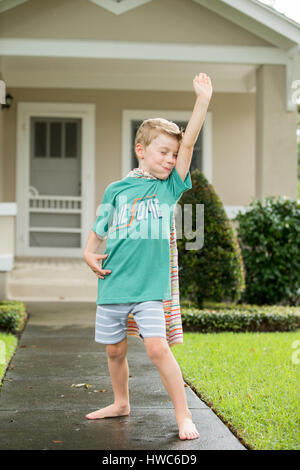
left=0, top=0, right=299, bottom=110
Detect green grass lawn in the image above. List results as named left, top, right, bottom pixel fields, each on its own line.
left=0, top=332, right=18, bottom=385
left=172, top=330, right=300, bottom=450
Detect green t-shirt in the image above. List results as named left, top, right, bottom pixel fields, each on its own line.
left=91, top=167, right=192, bottom=304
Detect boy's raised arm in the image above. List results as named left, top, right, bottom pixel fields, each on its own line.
left=176, top=73, right=213, bottom=182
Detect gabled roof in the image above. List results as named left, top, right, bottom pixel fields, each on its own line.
left=0, top=0, right=28, bottom=14
left=255, top=0, right=300, bottom=27
left=0, top=0, right=299, bottom=48
left=193, top=0, right=300, bottom=47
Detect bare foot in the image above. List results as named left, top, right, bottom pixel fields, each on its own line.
left=176, top=412, right=199, bottom=440
left=86, top=403, right=130, bottom=420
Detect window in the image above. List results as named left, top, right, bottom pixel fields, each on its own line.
left=31, top=117, right=80, bottom=159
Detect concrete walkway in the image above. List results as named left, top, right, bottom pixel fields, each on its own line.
left=0, top=302, right=246, bottom=450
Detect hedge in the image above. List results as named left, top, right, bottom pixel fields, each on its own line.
left=1, top=299, right=298, bottom=334
left=181, top=303, right=300, bottom=333
left=0, top=301, right=28, bottom=334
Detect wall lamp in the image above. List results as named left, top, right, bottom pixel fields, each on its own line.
left=1, top=93, right=13, bottom=110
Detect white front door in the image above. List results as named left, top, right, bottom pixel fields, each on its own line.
left=16, top=102, right=95, bottom=257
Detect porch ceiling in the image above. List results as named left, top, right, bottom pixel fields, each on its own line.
left=2, top=55, right=257, bottom=92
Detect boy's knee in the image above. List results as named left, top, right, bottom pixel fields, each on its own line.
left=106, top=339, right=127, bottom=359
left=145, top=338, right=169, bottom=362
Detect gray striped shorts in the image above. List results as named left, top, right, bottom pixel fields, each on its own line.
left=95, top=300, right=166, bottom=344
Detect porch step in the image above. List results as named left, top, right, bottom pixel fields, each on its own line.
left=6, top=257, right=99, bottom=302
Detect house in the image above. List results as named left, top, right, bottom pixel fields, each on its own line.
left=0, top=0, right=299, bottom=301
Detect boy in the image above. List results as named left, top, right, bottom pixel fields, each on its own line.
left=83, top=73, right=213, bottom=440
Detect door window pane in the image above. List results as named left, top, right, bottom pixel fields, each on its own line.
left=65, top=122, right=77, bottom=158
left=50, top=122, right=62, bottom=158
left=32, top=118, right=80, bottom=159
left=34, top=121, right=47, bottom=158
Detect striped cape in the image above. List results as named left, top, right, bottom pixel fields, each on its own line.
left=124, top=167, right=183, bottom=348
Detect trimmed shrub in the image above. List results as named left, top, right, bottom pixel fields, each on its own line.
left=234, top=196, right=300, bottom=306
left=0, top=301, right=27, bottom=334
left=177, top=169, right=245, bottom=308
left=181, top=303, right=300, bottom=333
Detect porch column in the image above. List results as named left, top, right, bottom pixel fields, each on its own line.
left=255, top=64, right=298, bottom=200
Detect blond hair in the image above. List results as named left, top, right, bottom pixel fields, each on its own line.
left=134, top=118, right=184, bottom=151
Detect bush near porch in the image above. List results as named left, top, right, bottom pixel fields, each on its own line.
left=234, top=196, right=300, bottom=307
left=0, top=301, right=28, bottom=335
left=177, top=169, right=245, bottom=309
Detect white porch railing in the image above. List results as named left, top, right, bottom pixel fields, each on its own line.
left=28, top=186, right=82, bottom=236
